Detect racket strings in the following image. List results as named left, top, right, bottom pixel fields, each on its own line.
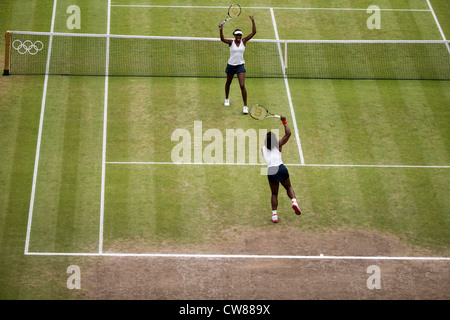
left=250, top=105, right=268, bottom=120
left=229, top=5, right=241, bottom=18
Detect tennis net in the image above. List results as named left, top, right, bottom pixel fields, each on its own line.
left=4, top=30, right=450, bottom=80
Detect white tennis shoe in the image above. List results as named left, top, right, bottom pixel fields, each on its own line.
left=243, top=106, right=248, bottom=114
left=272, top=213, right=278, bottom=223
left=292, top=201, right=302, bottom=215
left=224, top=99, right=230, bottom=106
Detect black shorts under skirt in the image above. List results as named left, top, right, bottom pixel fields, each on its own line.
left=226, top=63, right=246, bottom=74
left=267, top=164, right=290, bottom=183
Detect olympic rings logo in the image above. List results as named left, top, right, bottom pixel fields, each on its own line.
left=12, top=40, right=44, bottom=55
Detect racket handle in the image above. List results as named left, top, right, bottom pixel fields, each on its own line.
left=221, top=20, right=226, bottom=25
left=275, top=115, right=281, bottom=118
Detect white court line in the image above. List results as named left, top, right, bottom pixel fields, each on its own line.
left=270, top=8, right=305, bottom=165
left=426, top=0, right=450, bottom=53
left=108, top=162, right=266, bottom=166
left=99, top=0, right=111, bottom=255
left=111, top=4, right=430, bottom=12
left=24, top=1, right=448, bottom=261
left=300, top=164, right=450, bottom=168
left=106, top=162, right=450, bottom=169
left=24, top=251, right=450, bottom=261
left=24, top=0, right=58, bottom=255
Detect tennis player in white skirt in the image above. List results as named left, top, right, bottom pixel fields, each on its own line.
left=262, top=115, right=302, bottom=223
left=219, top=15, right=256, bottom=114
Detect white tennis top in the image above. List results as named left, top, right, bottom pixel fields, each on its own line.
left=262, top=146, right=283, bottom=168
left=228, top=40, right=246, bottom=66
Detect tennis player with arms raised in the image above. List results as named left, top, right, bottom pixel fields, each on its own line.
left=219, top=15, right=256, bottom=114
left=262, top=116, right=302, bottom=223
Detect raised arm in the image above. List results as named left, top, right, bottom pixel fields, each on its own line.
left=243, top=15, right=256, bottom=44
left=278, top=115, right=291, bottom=150
left=219, top=23, right=232, bottom=45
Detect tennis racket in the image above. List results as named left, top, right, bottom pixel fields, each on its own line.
left=249, top=104, right=280, bottom=120
left=221, top=4, right=241, bottom=25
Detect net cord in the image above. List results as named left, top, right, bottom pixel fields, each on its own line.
left=6, top=30, right=450, bottom=79
left=8, top=31, right=450, bottom=45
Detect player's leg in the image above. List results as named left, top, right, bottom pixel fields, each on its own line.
left=237, top=72, right=248, bottom=113
left=224, top=73, right=234, bottom=106
left=281, top=178, right=302, bottom=215
left=280, top=178, right=295, bottom=199
left=269, top=181, right=279, bottom=222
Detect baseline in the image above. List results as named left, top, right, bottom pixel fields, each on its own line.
left=24, top=251, right=450, bottom=261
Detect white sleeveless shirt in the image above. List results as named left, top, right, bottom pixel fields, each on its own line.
left=262, top=146, right=283, bottom=168
left=228, top=40, right=245, bottom=66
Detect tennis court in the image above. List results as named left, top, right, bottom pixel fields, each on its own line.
left=1, top=0, right=449, bottom=300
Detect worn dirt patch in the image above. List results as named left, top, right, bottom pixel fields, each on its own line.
left=81, top=229, right=449, bottom=299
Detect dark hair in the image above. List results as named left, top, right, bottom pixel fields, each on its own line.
left=265, top=131, right=279, bottom=150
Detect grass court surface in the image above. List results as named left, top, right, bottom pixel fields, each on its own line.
left=0, top=0, right=449, bottom=300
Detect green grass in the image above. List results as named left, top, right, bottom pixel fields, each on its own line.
left=294, top=79, right=450, bottom=164
left=27, top=76, right=104, bottom=253
left=0, top=0, right=449, bottom=299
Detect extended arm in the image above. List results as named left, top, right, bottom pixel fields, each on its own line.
left=219, top=23, right=232, bottom=45
left=278, top=115, right=291, bottom=150
left=243, top=15, right=256, bottom=44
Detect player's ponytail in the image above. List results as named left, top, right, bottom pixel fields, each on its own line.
left=265, top=131, right=279, bottom=150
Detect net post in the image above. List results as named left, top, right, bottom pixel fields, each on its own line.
left=3, top=30, right=11, bottom=76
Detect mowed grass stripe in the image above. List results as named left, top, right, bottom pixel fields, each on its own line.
left=108, top=77, right=156, bottom=162
left=351, top=81, right=406, bottom=165
left=29, top=77, right=104, bottom=252
left=398, top=81, right=450, bottom=165
left=53, top=0, right=109, bottom=34
left=107, top=77, right=300, bottom=164
left=432, top=0, right=450, bottom=38
left=290, top=165, right=450, bottom=251
left=0, top=78, right=44, bottom=251
left=293, top=80, right=450, bottom=166
left=27, top=77, right=71, bottom=252
left=386, top=8, right=442, bottom=39
left=56, top=77, right=104, bottom=252
left=111, top=5, right=274, bottom=39
left=23, top=0, right=110, bottom=252
left=0, top=77, right=28, bottom=233
left=0, top=0, right=55, bottom=299
left=290, top=80, right=352, bottom=164
left=53, top=76, right=83, bottom=252
left=6, top=0, right=53, bottom=32
left=372, top=81, right=449, bottom=166
left=402, top=168, right=450, bottom=251
left=274, top=7, right=441, bottom=40
left=103, top=75, right=303, bottom=250
left=104, top=164, right=277, bottom=252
